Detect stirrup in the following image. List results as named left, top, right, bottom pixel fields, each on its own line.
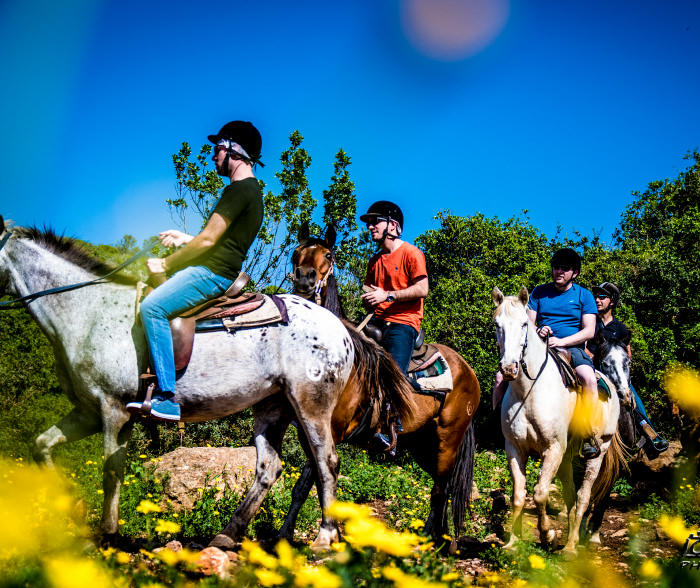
left=580, top=436, right=601, bottom=460
left=139, top=374, right=157, bottom=417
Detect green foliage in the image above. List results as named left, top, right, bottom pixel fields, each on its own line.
left=168, top=142, right=225, bottom=232
left=416, top=211, right=552, bottom=407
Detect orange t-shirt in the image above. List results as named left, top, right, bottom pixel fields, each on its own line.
left=364, top=242, right=427, bottom=332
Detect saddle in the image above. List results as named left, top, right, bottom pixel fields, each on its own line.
left=551, top=347, right=613, bottom=399
left=141, top=273, right=287, bottom=373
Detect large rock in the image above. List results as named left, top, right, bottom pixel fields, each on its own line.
left=151, top=446, right=263, bottom=510
left=634, top=440, right=683, bottom=473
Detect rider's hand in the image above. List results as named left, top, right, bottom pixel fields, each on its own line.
left=537, top=325, right=552, bottom=339
left=146, top=257, right=166, bottom=275
left=548, top=336, right=563, bottom=348
left=361, top=287, right=388, bottom=308
left=159, top=230, right=193, bottom=248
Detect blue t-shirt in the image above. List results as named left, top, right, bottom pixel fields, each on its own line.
left=527, top=283, right=597, bottom=348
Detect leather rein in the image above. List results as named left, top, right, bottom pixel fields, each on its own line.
left=519, top=321, right=550, bottom=384
left=0, top=228, right=160, bottom=311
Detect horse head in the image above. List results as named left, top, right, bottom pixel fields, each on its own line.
left=597, top=331, right=632, bottom=406
left=292, top=223, right=337, bottom=302
left=492, top=286, right=530, bottom=381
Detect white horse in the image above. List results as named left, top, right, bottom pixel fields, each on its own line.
left=492, top=287, right=626, bottom=554
left=0, top=218, right=414, bottom=550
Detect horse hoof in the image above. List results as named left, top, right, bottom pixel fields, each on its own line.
left=209, top=534, right=237, bottom=550
left=561, top=547, right=578, bottom=560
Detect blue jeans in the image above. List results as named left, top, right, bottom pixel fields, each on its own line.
left=630, top=382, right=652, bottom=424
left=140, top=266, right=233, bottom=393
left=374, top=320, right=418, bottom=374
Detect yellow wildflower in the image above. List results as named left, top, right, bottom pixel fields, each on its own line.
left=410, top=519, right=425, bottom=530
left=382, top=565, right=446, bottom=588
left=136, top=500, right=161, bottom=514
left=441, top=572, right=460, bottom=581
left=294, top=564, right=342, bottom=588
left=639, top=560, right=662, bottom=579
left=528, top=554, right=546, bottom=570
left=155, top=519, right=181, bottom=534
left=116, top=551, right=131, bottom=565
left=241, top=538, right=278, bottom=568
left=665, top=368, right=700, bottom=413
left=46, top=556, right=111, bottom=588
left=256, top=569, right=286, bottom=587
left=659, top=514, right=691, bottom=545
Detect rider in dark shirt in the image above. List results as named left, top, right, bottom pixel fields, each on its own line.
left=586, top=282, right=669, bottom=454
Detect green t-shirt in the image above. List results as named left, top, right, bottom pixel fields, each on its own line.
left=199, top=177, right=263, bottom=280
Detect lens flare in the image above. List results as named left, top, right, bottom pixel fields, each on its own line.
left=400, top=0, right=510, bottom=61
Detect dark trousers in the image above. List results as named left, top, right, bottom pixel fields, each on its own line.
left=373, top=320, right=418, bottom=374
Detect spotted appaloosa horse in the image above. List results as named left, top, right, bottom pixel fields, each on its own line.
left=280, top=223, right=481, bottom=542
left=0, top=217, right=415, bottom=550
left=493, top=286, right=627, bottom=554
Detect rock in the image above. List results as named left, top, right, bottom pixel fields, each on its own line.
left=151, top=446, right=263, bottom=510
left=471, top=483, right=480, bottom=501
left=611, top=529, right=627, bottom=538
left=165, top=540, right=183, bottom=552
left=196, top=546, right=231, bottom=578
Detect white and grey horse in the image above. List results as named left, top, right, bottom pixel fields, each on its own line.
left=492, top=287, right=626, bottom=554
left=0, top=217, right=403, bottom=550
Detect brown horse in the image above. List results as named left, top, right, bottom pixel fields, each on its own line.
left=279, top=224, right=481, bottom=542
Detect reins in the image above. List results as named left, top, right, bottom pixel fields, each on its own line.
left=519, top=322, right=550, bottom=384
left=0, top=229, right=161, bottom=310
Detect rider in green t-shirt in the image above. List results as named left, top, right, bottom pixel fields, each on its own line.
left=127, top=121, right=264, bottom=421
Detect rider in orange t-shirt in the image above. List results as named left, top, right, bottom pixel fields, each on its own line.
left=361, top=201, right=429, bottom=375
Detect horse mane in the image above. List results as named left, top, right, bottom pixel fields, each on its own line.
left=342, top=320, right=417, bottom=425
left=12, top=225, right=137, bottom=285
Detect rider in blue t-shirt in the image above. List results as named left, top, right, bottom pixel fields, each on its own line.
left=493, top=248, right=601, bottom=459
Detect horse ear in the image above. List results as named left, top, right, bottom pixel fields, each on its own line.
left=0, top=214, right=4, bottom=231
left=492, top=287, right=504, bottom=306
left=622, top=330, right=632, bottom=346
left=298, top=222, right=310, bottom=243
left=518, top=286, right=529, bottom=307
left=323, top=225, right=337, bottom=249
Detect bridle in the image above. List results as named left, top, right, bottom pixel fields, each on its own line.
left=502, top=319, right=550, bottom=384
left=0, top=227, right=160, bottom=310
left=291, top=250, right=335, bottom=306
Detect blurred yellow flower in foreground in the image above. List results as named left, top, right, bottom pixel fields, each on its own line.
left=327, top=501, right=423, bottom=557
left=528, top=554, right=546, bottom=570
left=154, top=519, right=181, bottom=534
left=665, top=367, right=700, bottom=414
left=136, top=499, right=161, bottom=514
left=0, top=460, right=83, bottom=561
left=241, top=538, right=278, bottom=569
left=639, top=560, right=662, bottom=579
left=255, top=569, right=286, bottom=587
left=382, top=565, right=446, bottom=588
left=46, top=556, right=111, bottom=588
left=658, top=514, right=691, bottom=545
left=294, top=564, right=343, bottom=588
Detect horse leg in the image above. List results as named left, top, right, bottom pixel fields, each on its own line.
left=504, top=442, right=527, bottom=550
left=277, top=458, right=317, bottom=541
left=533, top=447, right=563, bottom=550
left=210, top=396, right=292, bottom=549
left=556, top=456, right=577, bottom=545
left=561, top=445, right=608, bottom=555
left=100, top=403, right=135, bottom=539
left=33, top=406, right=102, bottom=467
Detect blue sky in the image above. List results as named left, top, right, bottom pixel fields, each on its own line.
left=1, top=0, right=699, bottom=249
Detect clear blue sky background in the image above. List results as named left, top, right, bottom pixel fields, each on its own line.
left=1, top=0, right=698, bottom=249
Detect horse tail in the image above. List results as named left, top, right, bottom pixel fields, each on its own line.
left=590, top=428, right=628, bottom=506
left=342, top=320, right=417, bottom=424
left=449, top=419, right=476, bottom=535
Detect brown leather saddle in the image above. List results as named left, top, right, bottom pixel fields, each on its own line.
left=143, top=273, right=284, bottom=373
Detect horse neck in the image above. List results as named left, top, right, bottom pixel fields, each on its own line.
left=5, top=238, right=133, bottom=339
left=514, top=323, right=557, bottom=391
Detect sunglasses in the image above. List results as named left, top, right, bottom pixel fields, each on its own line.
left=365, top=216, right=390, bottom=227
left=594, top=293, right=610, bottom=300
left=214, top=145, right=228, bottom=156
left=551, top=264, right=573, bottom=272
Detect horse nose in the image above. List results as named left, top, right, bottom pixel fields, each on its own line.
left=500, top=363, right=519, bottom=381
left=294, top=267, right=316, bottom=287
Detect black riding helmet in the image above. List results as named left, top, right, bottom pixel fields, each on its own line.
left=208, top=121, right=264, bottom=167
left=359, top=201, right=404, bottom=231
left=593, top=282, right=621, bottom=306
left=550, top=248, right=581, bottom=272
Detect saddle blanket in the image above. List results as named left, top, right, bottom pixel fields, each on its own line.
left=195, top=294, right=288, bottom=333
left=408, top=351, right=453, bottom=393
